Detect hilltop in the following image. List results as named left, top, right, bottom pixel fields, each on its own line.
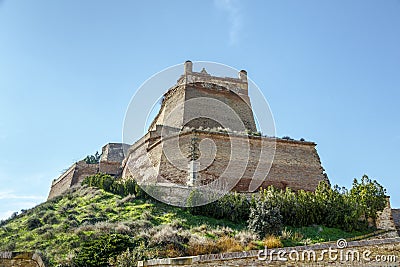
left=0, top=174, right=391, bottom=266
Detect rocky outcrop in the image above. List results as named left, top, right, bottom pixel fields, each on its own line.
left=0, top=252, right=46, bottom=267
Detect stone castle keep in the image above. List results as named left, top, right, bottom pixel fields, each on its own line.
left=48, top=61, right=329, bottom=200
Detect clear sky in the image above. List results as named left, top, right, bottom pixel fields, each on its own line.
left=0, top=0, right=399, bottom=220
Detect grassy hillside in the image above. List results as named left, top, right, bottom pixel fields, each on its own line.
left=0, top=185, right=373, bottom=266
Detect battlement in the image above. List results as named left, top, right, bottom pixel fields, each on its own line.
left=177, top=60, right=248, bottom=96
left=149, top=61, right=257, bottom=133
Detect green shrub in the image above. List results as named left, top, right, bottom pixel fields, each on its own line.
left=43, top=211, right=59, bottom=225
left=189, top=192, right=250, bottom=223
left=108, top=248, right=138, bottom=267
left=350, top=175, right=387, bottom=221
left=73, top=233, right=134, bottom=267
left=82, top=174, right=146, bottom=198
left=247, top=191, right=283, bottom=237
left=81, top=174, right=387, bottom=241
left=27, top=217, right=42, bottom=230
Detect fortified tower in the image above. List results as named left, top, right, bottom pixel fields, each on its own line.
left=121, top=62, right=329, bottom=200
left=148, top=61, right=257, bottom=133
left=48, top=61, right=330, bottom=202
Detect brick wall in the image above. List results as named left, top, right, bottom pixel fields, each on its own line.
left=122, top=134, right=161, bottom=185
left=47, top=161, right=98, bottom=200
left=184, top=84, right=256, bottom=132
left=47, top=163, right=76, bottom=199
left=123, top=130, right=328, bottom=193
left=149, top=67, right=256, bottom=134
left=149, top=85, right=186, bottom=131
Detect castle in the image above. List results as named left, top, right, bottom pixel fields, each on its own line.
left=48, top=61, right=329, bottom=202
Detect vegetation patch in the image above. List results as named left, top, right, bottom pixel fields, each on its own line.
left=0, top=174, right=386, bottom=266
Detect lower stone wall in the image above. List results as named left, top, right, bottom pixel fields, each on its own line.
left=71, top=161, right=99, bottom=185
left=48, top=161, right=98, bottom=200
left=138, top=238, right=400, bottom=267
left=99, top=161, right=121, bottom=176
left=47, top=164, right=76, bottom=199
left=0, top=252, right=46, bottom=267
left=125, top=131, right=328, bottom=193
left=393, top=209, right=400, bottom=234
left=122, top=134, right=161, bottom=185
left=376, top=197, right=399, bottom=238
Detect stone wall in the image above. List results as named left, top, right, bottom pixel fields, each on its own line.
left=47, top=163, right=76, bottom=199
left=149, top=85, right=186, bottom=131
left=376, top=197, right=399, bottom=238
left=48, top=143, right=131, bottom=199
left=122, top=133, right=160, bottom=184
left=123, top=130, right=328, bottom=193
left=70, top=161, right=99, bottom=185
left=0, top=252, right=46, bottom=267
left=183, top=83, right=256, bottom=132
left=138, top=238, right=400, bottom=266
left=99, top=143, right=129, bottom=175
left=393, top=209, right=400, bottom=234
left=47, top=160, right=98, bottom=200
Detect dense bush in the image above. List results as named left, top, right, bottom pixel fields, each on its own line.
left=73, top=233, right=134, bottom=267
left=42, top=211, right=59, bottom=225
left=254, top=177, right=386, bottom=232
left=26, top=217, right=42, bottom=230
left=82, top=173, right=145, bottom=198
left=189, top=192, right=251, bottom=223
left=248, top=191, right=283, bottom=237
left=189, top=175, right=386, bottom=233
left=350, top=175, right=387, bottom=221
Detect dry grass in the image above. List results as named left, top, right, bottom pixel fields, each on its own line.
left=115, top=222, right=131, bottom=234
left=187, top=235, right=244, bottom=256
left=216, top=236, right=243, bottom=252
left=235, top=230, right=258, bottom=247
left=162, top=244, right=183, bottom=258
left=149, top=225, right=191, bottom=248
left=208, top=226, right=235, bottom=238
left=263, top=235, right=283, bottom=248
left=187, top=235, right=218, bottom=255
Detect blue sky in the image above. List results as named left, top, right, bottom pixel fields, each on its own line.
left=0, top=0, right=399, bottom=219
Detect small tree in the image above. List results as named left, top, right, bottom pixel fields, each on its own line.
left=248, top=190, right=283, bottom=238
left=84, top=151, right=101, bottom=164
left=350, top=175, right=387, bottom=221
left=27, top=217, right=42, bottom=230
